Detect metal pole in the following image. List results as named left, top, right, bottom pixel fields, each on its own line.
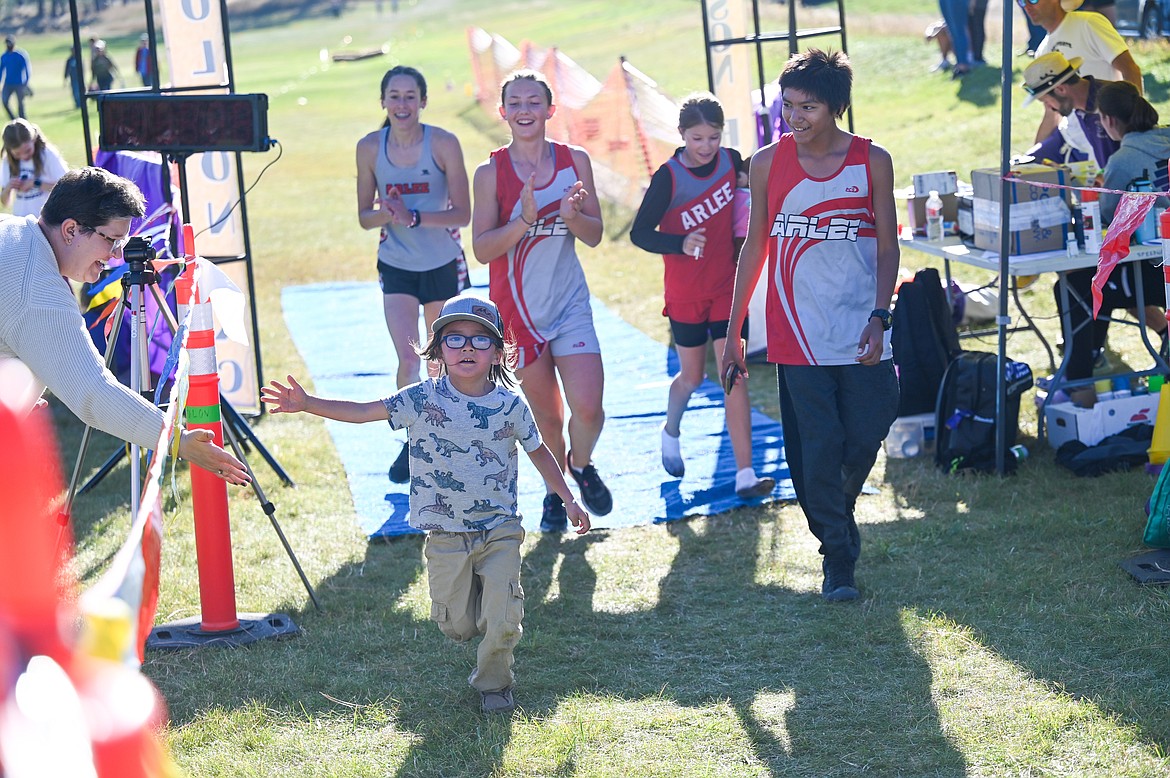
left=995, top=0, right=1016, bottom=475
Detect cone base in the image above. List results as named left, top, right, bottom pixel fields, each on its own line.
left=145, top=613, right=298, bottom=650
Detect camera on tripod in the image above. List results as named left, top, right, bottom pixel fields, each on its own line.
left=122, top=235, right=155, bottom=266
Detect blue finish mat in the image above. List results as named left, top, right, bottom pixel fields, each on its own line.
left=282, top=282, right=794, bottom=537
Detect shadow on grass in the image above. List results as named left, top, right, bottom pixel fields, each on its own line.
left=882, top=453, right=1170, bottom=753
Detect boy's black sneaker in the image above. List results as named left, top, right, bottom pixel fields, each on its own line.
left=540, top=493, right=567, bottom=533
left=388, top=443, right=410, bottom=483
left=821, top=558, right=859, bottom=602
left=569, top=461, right=612, bottom=516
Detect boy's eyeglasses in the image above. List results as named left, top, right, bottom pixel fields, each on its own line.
left=1015, top=0, right=1040, bottom=6
left=442, top=333, right=497, bottom=350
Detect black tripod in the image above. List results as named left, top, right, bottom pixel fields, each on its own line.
left=59, top=242, right=320, bottom=612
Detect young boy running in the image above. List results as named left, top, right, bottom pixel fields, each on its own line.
left=722, top=49, right=900, bottom=602
left=262, top=294, right=589, bottom=712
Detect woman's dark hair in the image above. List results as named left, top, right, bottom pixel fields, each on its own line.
left=499, top=69, right=553, bottom=108
left=678, top=93, right=724, bottom=132
left=418, top=322, right=517, bottom=389
left=779, top=48, right=853, bottom=119
left=1097, top=80, right=1159, bottom=135
left=2, top=118, right=46, bottom=178
left=40, top=167, right=145, bottom=228
left=379, top=65, right=428, bottom=129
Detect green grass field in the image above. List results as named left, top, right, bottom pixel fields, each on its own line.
left=24, top=0, right=1170, bottom=774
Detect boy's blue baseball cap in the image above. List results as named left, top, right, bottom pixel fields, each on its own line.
left=432, top=294, right=504, bottom=339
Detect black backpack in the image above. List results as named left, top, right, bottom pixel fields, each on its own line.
left=892, top=268, right=962, bottom=417
left=934, top=351, right=1033, bottom=474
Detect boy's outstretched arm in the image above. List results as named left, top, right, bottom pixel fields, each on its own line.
left=261, top=375, right=389, bottom=424
left=526, top=444, right=591, bottom=534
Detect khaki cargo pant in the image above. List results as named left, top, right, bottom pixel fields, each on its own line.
left=424, top=519, right=525, bottom=693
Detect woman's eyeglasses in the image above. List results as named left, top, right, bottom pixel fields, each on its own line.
left=1015, top=0, right=1040, bottom=7
left=442, top=333, right=497, bottom=350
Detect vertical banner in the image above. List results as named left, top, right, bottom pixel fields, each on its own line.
left=157, top=0, right=260, bottom=414
left=703, top=0, right=759, bottom=156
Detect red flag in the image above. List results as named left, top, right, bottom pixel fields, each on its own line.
left=1094, top=192, right=1154, bottom=318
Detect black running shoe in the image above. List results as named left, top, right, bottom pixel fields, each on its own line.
left=540, top=493, right=567, bottom=533
left=821, top=558, right=859, bottom=602
left=569, top=462, right=612, bottom=516
left=388, top=442, right=410, bottom=483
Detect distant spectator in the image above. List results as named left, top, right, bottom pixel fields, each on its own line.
left=967, top=0, right=989, bottom=65
left=134, top=34, right=153, bottom=88
left=63, top=52, right=83, bottom=109
left=938, top=0, right=973, bottom=77
left=0, top=36, right=31, bottom=120
left=0, top=119, right=67, bottom=218
left=89, top=40, right=120, bottom=92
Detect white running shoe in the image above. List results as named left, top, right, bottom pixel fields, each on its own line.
left=735, top=467, right=775, bottom=500
left=661, top=424, right=685, bottom=478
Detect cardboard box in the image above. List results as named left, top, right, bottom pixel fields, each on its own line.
left=1045, top=391, right=1159, bottom=449
left=971, top=164, right=1072, bottom=255
left=913, top=170, right=959, bottom=198
left=905, top=192, right=958, bottom=235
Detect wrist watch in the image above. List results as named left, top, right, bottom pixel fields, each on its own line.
left=869, top=308, right=893, bottom=331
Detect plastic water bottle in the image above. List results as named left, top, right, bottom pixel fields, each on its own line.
left=1081, top=189, right=1102, bottom=256
left=1066, top=230, right=1077, bottom=258
left=1131, top=171, right=1158, bottom=243
left=926, top=190, right=944, bottom=241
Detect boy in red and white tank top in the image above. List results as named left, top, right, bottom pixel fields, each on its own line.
left=723, top=49, right=901, bottom=603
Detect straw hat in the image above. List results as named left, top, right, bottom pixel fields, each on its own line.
left=1022, top=51, right=1083, bottom=105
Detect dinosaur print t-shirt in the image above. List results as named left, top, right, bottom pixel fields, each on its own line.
left=382, top=376, right=541, bottom=533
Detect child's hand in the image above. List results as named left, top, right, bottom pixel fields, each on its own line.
left=566, top=499, right=591, bottom=534
left=261, top=375, right=309, bottom=414
left=683, top=227, right=707, bottom=259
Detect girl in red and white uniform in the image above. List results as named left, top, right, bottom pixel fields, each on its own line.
left=630, top=94, right=774, bottom=499
left=471, top=70, right=612, bottom=531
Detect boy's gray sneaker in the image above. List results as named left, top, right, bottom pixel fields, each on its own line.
left=821, top=558, right=859, bottom=602
left=481, top=687, right=515, bottom=714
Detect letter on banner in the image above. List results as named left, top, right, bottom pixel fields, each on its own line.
left=704, top=0, right=758, bottom=155
left=157, top=0, right=228, bottom=87
left=210, top=258, right=259, bottom=414
left=160, top=0, right=261, bottom=412
left=187, top=151, right=245, bottom=258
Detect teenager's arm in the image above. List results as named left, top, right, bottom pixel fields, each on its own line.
left=471, top=158, right=532, bottom=264
left=424, top=128, right=471, bottom=229
left=527, top=444, right=590, bottom=534
left=629, top=165, right=686, bottom=256
left=721, top=143, right=776, bottom=379
left=562, top=147, right=604, bottom=247
left=858, top=143, right=900, bottom=366
left=261, top=375, right=388, bottom=423
left=355, top=132, right=391, bottom=231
